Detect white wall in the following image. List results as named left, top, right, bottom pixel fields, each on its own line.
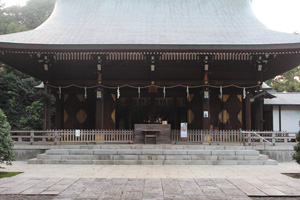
left=273, top=105, right=300, bottom=132
left=272, top=106, right=280, bottom=131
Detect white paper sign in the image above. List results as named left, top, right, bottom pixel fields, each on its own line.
left=203, top=111, right=209, bottom=118
left=180, top=123, right=188, bottom=138
left=75, top=130, right=81, bottom=137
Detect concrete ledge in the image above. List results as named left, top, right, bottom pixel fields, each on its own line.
left=93, top=150, right=118, bottom=155
left=212, top=150, right=235, bottom=155
left=188, top=150, right=211, bottom=155
left=164, top=150, right=188, bottom=155
left=46, top=149, right=70, bottom=155
left=235, top=150, right=259, bottom=155
left=218, top=155, right=244, bottom=160
left=118, top=150, right=142, bottom=155
left=142, top=150, right=164, bottom=155
left=69, top=150, right=94, bottom=155
left=164, top=160, right=188, bottom=165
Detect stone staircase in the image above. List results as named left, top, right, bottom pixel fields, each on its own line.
left=28, top=145, right=278, bottom=165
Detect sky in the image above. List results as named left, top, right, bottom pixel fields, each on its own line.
left=1, top=0, right=300, bottom=33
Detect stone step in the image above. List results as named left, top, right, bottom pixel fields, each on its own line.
left=45, top=149, right=259, bottom=156
left=28, top=158, right=277, bottom=165
left=37, top=154, right=268, bottom=161
left=29, top=145, right=277, bottom=165
left=57, top=145, right=253, bottom=150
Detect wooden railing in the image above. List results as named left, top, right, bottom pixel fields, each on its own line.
left=10, top=129, right=296, bottom=145
left=171, top=129, right=245, bottom=144
left=58, top=129, right=133, bottom=144
left=10, top=130, right=60, bottom=145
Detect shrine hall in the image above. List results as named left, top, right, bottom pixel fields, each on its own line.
left=1, top=0, right=300, bottom=134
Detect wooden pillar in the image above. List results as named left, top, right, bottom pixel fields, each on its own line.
left=128, top=98, right=132, bottom=129
left=202, top=89, right=210, bottom=130
left=279, top=105, right=282, bottom=131
left=245, top=93, right=251, bottom=130
left=253, top=97, right=263, bottom=131
left=95, top=88, right=104, bottom=129
left=258, top=97, right=264, bottom=131
left=43, top=84, right=51, bottom=130
left=173, top=98, right=177, bottom=129
left=55, top=94, right=63, bottom=129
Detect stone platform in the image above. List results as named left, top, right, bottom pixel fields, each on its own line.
left=28, top=145, right=277, bottom=165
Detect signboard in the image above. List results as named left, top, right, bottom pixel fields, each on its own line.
left=180, top=123, right=188, bottom=138
left=75, top=129, right=81, bottom=137
left=203, top=111, right=209, bottom=118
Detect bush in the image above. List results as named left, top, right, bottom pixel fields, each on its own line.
left=293, top=131, right=300, bottom=164
left=0, top=109, right=15, bottom=165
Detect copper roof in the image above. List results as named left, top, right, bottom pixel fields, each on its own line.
left=0, top=0, right=300, bottom=50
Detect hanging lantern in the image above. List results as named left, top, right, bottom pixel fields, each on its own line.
left=117, top=86, right=120, bottom=99
left=220, top=86, right=223, bottom=99
left=163, top=86, right=166, bottom=99
left=85, top=87, right=87, bottom=99
left=243, top=87, right=246, bottom=99
left=59, top=86, right=61, bottom=99
left=186, top=86, right=189, bottom=99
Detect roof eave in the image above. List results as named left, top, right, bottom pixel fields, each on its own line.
left=1, top=43, right=300, bottom=52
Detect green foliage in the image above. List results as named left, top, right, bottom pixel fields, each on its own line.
left=0, top=109, right=15, bottom=165
left=293, top=131, right=300, bottom=165
left=0, top=66, right=42, bottom=130
left=0, top=172, right=22, bottom=179
left=19, top=100, right=43, bottom=130
left=0, top=0, right=55, bottom=35
left=0, top=0, right=55, bottom=130
left=266, top=66, right=300, bottom=92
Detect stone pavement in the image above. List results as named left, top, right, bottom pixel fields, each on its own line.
left=1, top=162, right=300, bottom=199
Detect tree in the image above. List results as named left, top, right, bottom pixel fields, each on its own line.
left=0, top=66, right=41, bottom=129
left=266, top=66, right=300, bottom=92
left=19, top=100, right=43, bottom=130
left=293, top=131, right=300, bottom=165
left=0, top=109, right=15, bottom=165
left=0, top=0, right=55, bottom=130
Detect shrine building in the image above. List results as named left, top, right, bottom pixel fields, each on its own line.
left=1, top=0, right=300, bottom=132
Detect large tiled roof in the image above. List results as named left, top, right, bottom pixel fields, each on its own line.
left=0, top=0, right=300, bottom=50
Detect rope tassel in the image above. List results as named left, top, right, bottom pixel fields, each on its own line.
left=220, top=86, right=222, bottom=99
left=187, top=86, right=189, bottom=99
left=117, top=86, right=120, bottom=99
left=163, top=86, right=166, bottom=99
left=59, top=86, right=61, bottom=99
left=243, top=87, right=246, bottom=99
left=138, top=87, right=140, bottom=99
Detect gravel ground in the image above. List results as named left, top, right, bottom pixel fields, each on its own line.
left=0, top=195, right=56, bottom=200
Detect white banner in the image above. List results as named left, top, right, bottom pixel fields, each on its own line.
left=75, top=130, right=81, bottom=137
left=180, top=123, right=188, bottom=138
